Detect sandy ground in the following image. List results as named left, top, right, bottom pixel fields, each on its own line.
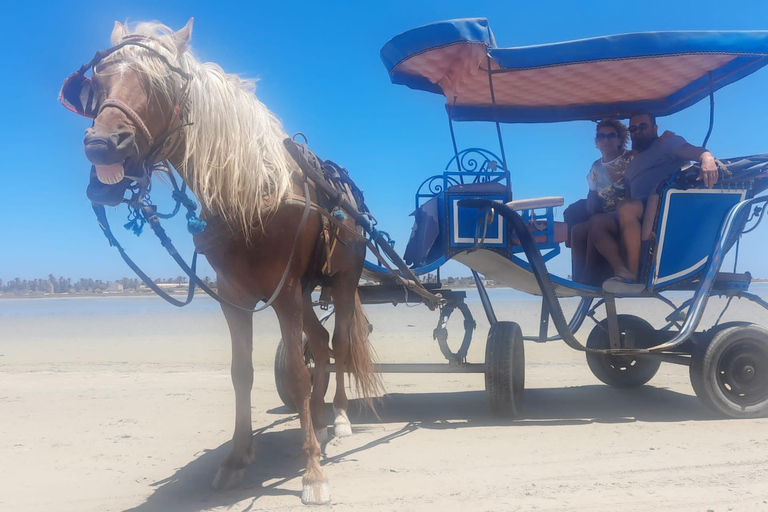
left=1, top=293, right=768, bottom=512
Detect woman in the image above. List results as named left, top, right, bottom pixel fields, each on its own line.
left=570, top=119, right=634, bottom=285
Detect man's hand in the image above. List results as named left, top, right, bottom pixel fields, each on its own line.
left=697, top=152, right=718, bottom=188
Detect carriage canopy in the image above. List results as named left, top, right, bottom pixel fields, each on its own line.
left=381, top=18, right=768, bottom=123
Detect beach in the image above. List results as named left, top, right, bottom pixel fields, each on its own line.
left=1, top=288, right=768, bottom=511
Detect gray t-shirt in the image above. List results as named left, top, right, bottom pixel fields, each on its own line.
left=624, top=135, right=688, bottom=200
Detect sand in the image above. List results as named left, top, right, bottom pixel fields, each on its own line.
left=1, top=293, right=768, bottom=511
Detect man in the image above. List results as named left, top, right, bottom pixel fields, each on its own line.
left=590, top=112, right=719, bottom=292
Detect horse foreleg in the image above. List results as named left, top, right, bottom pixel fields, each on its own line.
left=212, top=304, right=255, bottom=490
left=276, top=294, right=330, bottom=504
left=303, top=293, right=331, bottom=443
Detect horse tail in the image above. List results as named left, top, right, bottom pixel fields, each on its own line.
left=347, top=291, right=384, bottom=410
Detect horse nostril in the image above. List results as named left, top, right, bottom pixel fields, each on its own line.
left=111, top=130, right=135, bottom=150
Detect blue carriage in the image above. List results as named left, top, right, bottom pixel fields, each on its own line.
left=356, top=18, right=768, bottom=418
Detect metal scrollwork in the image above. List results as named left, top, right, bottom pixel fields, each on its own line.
left=414, top=148, right=510, bottom=208
left=446, top=148, right=506, bottom=174
left=417, top=175, right=460, bottom=197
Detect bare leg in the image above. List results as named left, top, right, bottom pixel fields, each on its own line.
left=213, top=303, right=255, bottom=490
left=583, top=230, right=606, bottom=286
left=303, top=291, right=331, bottom=443
left=589, top=213, right=633, bottom=280
left=618, top=199, right=645, bottom=278
left=275, top=287, right=330, bottom=504
left=570, top=221, right=590, bottom=283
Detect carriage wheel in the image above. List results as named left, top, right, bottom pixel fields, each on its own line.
left=274, top=336, right=329, bottom=411
left=485, top=321, right=525, bottom=418
left=690, top=324, right=768, bottom=418
left=586, top=315, right=661, bottom=388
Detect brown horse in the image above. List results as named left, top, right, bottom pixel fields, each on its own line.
left=61, top=19, right=382, bottom=504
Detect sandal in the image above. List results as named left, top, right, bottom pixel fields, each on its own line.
left=602, top=275, right=646, bottom=294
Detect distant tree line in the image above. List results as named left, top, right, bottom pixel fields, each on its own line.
left=0, top=275, right=216, bottom=295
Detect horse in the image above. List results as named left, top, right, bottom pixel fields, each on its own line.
left=61, top=18, right=383, bottom=505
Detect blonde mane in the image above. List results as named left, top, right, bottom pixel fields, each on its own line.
left=109, top=21, right=296, bottom=236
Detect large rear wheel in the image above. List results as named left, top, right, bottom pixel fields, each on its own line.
left=485, top=321, right=525, bottom=418
left=586, top=315, right=661, bottom=388
left=690, top=323, right=768, bottom=418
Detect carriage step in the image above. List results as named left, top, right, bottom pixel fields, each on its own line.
left=713, top=272, right=752, bottom=292
left=326, top=363, right=485, bottom=373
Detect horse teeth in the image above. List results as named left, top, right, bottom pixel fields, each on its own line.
left=95, top=164, right=125, bottom=185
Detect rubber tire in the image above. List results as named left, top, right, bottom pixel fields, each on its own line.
left=485, top=321, right=525, bottom=418
left=586, top=315, right=661, bottom=388
left=690, top=323, right=768, bottom=418
left=274, top=336, right=329, bottom=411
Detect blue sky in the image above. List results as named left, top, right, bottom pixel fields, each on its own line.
left=2, top=0, right=768, bottom=282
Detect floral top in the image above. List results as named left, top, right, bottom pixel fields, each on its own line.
left=587, top=150, right=635, bottom=212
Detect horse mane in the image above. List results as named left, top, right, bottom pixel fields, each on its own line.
left=111, top=21, right=296, bottom=237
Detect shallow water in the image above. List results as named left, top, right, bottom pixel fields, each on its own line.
left=0, top=282, right=766, bottom=317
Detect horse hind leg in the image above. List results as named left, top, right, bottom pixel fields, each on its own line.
left=213, top=304, right=256, bottom=490
left=303, top=292, right=332, bottom=443
left=332, top=286, right=382, bottom=438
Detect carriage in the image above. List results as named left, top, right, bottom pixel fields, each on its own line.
left=276, top=18, right=768, bottom=420
left=61, top=18, right=768, bottom=504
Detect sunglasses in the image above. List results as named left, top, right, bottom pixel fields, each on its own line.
left=595, top=132, right=618, bottom=141
left=629, top=123, right=651, bottom=134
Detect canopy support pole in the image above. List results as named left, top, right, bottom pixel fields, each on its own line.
left=487, top=56, right=511, bottom=197
left=702, top=72, right=715, bottom=148
left=448, top=99, right=461, bottom=171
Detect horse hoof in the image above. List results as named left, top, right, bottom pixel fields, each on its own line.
left=302, top=480, right=331, bottom=505
left=333, top=409, right=353, bottom=438
left=212, top=466, right=246, bottom=490
left=315, top=426, right=330, bottom=444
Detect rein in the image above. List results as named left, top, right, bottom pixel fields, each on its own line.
left=92, top=177, right=312, bottom=312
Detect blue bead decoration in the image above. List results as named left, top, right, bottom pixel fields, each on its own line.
left=187, top=216, right=207, bottom=234
left=332, top=209, right=348, bottom=221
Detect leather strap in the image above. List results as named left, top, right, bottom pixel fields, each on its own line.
left=99, top=98, right=155, bottom=148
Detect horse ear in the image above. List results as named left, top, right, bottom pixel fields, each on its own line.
left=111, top=21, right=127, bottom=45
left=172, top=18, right=194, bottom=52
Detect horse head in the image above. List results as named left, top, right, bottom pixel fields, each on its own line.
left=62, top=18, right=295, bottom=236
left=62, top=20, right=194, bottom=188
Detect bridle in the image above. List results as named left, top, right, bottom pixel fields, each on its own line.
left=59, top=35, right=193, bottom=171
left=61, top=35, right=323, bottom=313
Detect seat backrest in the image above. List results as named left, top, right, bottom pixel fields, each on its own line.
left=646, top=187, right=747, bottom=290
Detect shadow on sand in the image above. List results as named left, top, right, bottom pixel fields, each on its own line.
left=125, top=384, right=718, bottom=511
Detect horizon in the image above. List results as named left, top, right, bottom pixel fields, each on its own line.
left=2, top=0, right=768, bottom=284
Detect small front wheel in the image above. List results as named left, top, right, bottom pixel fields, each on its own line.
left=586, top=315, right=661, bottom=388
left=274, top=336, right=329, bottom=411
left=690, top=323, right=768, bottom=418
left=485, top=321, right=525, bottom=418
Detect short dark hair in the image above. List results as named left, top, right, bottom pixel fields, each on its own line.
left=630, top=111, right=656, bottom=126
left=595, top=118, right=629, bottom=150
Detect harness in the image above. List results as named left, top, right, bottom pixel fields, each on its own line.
left=64, top=35, right=443, bottom=312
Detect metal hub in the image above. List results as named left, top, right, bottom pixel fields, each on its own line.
left=717, top=341, right=768, bottom=406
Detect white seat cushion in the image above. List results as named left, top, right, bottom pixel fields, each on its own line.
left=505, top=196, right=564, bottom=210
